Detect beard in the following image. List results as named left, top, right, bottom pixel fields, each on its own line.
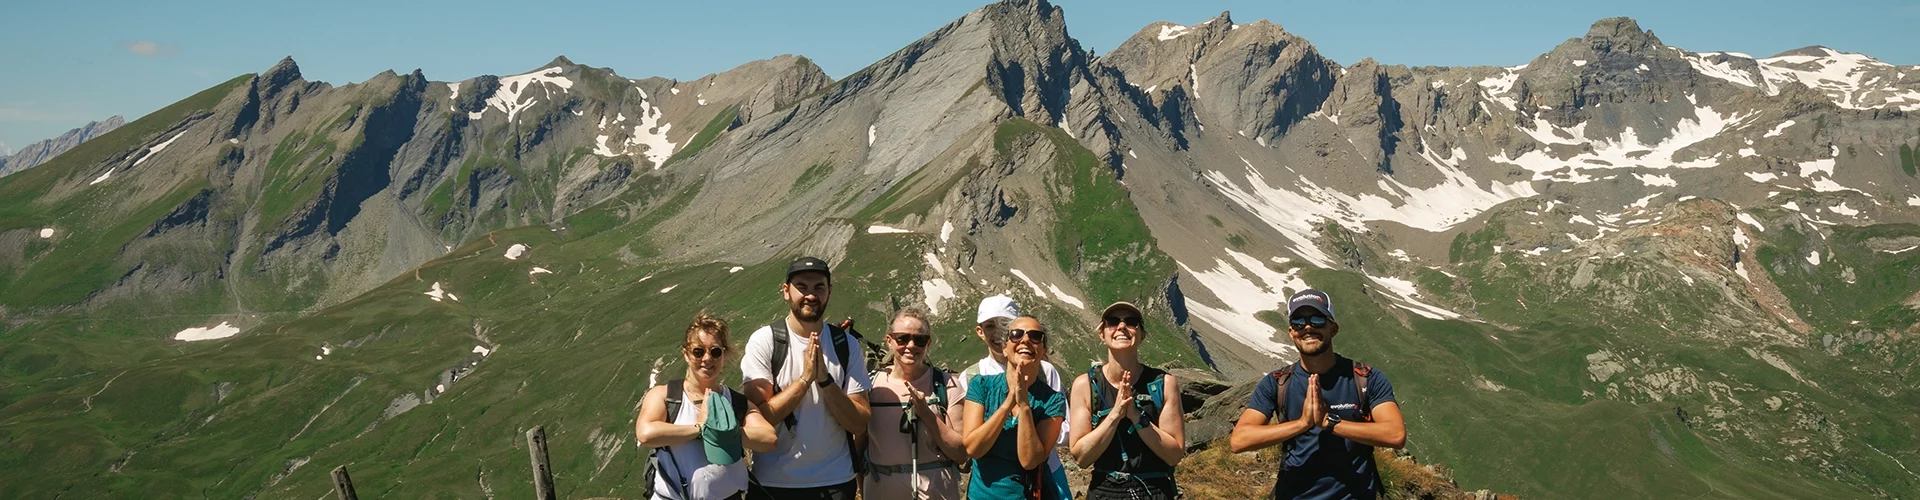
left=1296, top=338, right=1331, bottom=356
left=791, top=299, right=825, bottom=322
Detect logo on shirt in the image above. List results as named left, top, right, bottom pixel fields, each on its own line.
left=1329, top=403, right=1357, bottom=410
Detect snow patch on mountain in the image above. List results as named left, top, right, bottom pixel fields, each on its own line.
left=1367, top=275, right=1464, bottom=320
left=174, top=322, right=241, bottom=342
left=1498, top=99, right=1748, bottom=182
left=922, top=278, right=956, bottom=315
left=1208, top=149, right=1535, bottom=266
left=488, top=67, right=574, bottom=122
left=1763, top=120, right=1796, bottom=138
left=1046, top=284, right=1085, bottom=309
left=1177, top=248, right=1310, bottom=357
left=504, top=244, right=528, bottom=260
left=133, top=131, right=186, bottom=168
left=867, top=225, right=911, bottom=234
left=1157, top=24, right=1191, bottom=41
left=1009, top=269, right=1046, bottom=297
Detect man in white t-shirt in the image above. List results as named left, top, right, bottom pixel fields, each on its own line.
left=741, top=256, right=873, bottom=500
left=957, top=295, right=1073, bottom=500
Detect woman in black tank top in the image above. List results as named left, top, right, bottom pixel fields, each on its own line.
left=1066, top=302, right=1187, bottom=500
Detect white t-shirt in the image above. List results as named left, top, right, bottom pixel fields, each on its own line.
left=958, top=356, right=1067, bottom=473
left=740, top=322, right=872, bottom=488
left=651, top=387, right=749, bottom=500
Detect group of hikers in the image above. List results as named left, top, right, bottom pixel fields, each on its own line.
left=634, top=256, right=1406, bottom=500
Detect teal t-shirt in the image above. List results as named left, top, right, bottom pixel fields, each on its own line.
left=964, top=372, right=1067, bottom=500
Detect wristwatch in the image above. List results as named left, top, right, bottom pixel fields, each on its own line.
left=1325, top=413, right=1342, bottom=431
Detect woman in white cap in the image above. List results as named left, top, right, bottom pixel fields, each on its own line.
left=635, top=311, right=779, bottom=500
left=1068, top=301, right=1185, bottom=499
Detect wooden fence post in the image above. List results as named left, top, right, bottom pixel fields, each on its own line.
left=331, top=465, right=358, bottom=500
left=527, top=426, right=556, bottom=500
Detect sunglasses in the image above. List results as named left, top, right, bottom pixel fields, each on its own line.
left=1289, top=315, right=1330, bottom=329
left=1103, top=315, right=1142, bottom=328
left=685, top=346, right=728, bottom=359
left=1007, top=329, right=1047, bottom=344
left=890, top=333, right=931, bottom=347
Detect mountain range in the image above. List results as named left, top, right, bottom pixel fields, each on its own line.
left=0, top=116, right=124, bottom=178
left=1, top=1, right=1917, bottom=497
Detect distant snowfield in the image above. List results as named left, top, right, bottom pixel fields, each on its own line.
left=39, top=228, right=53, bottom=238
left=1495, top=96, right=1750, bottom=183
left=1366, top=275, right=1463, bottom=320
left=1157, top=24, right=1191, bottom=41
left=530, top=267, right=553, bottom=276
left=133, top=131, right=186, bottom=168
left=1689, top=48, right=1920, bottom=111
left=1177, top=249, right=1308, bottom=357
left=504, top=244, right=528, bottom=260
left=867, top=225, right=911, bottom=234
left=1008, top=269, right=1047, bottom=297
left=487, top=67, right=574, bottom=122
left=1208, top=149, right=1534, bottom=267
left=174, top=322, right=241, bottom=342
left=921, top=278, right=956, bottom=315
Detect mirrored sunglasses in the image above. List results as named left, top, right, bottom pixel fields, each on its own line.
left=1288, top=315, right=1330, bottom=329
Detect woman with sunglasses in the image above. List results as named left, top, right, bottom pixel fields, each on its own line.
left=1068, top=302, right=1185, bottom=499
left=962, top=315, right=1067, bottom=500
left=863, top=307, right=968, bottom=499
left=636, top=311, right=779, bottom=500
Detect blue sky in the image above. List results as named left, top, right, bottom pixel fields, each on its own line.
left=3, top=0, right=1916, bottom=151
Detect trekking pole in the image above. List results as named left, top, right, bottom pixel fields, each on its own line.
left=910, top=417, right=920, bottom=497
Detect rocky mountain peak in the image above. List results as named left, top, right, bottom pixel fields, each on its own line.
left=1584, top=17, right=1662, bottom=55
left=263, top=56, right=304, bottom=94
left=544, top=55, right=578, bottom=70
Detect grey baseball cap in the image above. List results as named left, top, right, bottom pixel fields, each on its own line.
left=1287, top=289, right=1335, bottom=322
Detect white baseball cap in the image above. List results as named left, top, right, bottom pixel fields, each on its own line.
left=976, top=295, right=1020, bottom=324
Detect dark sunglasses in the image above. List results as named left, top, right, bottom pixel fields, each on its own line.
left=1289, top=315, right=1330, bottom=329
left=685, top=346, right=728, bottom=359
left=1007, top=329, right=1047, bottom=344
left=1103, top=315, right=1142, bottom=328
left=889, top=333, right=931, bottom=347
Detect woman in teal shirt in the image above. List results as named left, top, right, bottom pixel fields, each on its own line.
left=961, top=315, right=1067, bottom=500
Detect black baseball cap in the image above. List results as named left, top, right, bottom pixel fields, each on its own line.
left=786, top=256, right=831, bottom=281
left=1287, top=289, right=1335, bottom=322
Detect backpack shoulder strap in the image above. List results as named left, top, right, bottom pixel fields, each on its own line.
left=827, top=323, right=851, bottom=382
left=664, top=379, right=687, bottom=419
left=1139, top=366, right=1168, bottom=420
left=1270, top=364, right=1297, bottom=423
left=1352, top=361, right=1373, bottom=420
left=928, top=367, right=949, bottom=405
left=768, top=321, right=791, bottom=387
left=728, top=388, right=750, bottom=421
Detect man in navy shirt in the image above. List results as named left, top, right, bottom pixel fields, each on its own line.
left=1229, top=289, right=1406, bottom=499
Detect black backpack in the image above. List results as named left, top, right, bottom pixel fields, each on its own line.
left=765, top=318, right=874, bottom=473
left=639, top=380, right=749, bottom=500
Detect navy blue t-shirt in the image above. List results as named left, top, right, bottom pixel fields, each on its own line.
left=1246, top=356, right=1397, bottom=500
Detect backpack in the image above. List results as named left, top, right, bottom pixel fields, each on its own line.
left=1268, top=360, right=1373, bottom=425
left=640, top=380, right=749, bottom=500
left=766, top=318, right=872, bottom=473
left=864, top=365, right=967, bottom=472
left=1087, top=364, right=1168, bottom=428
left=1269, top=359, right=1381, bottom=492
left=1087, top=363, right=1170, bottom=477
